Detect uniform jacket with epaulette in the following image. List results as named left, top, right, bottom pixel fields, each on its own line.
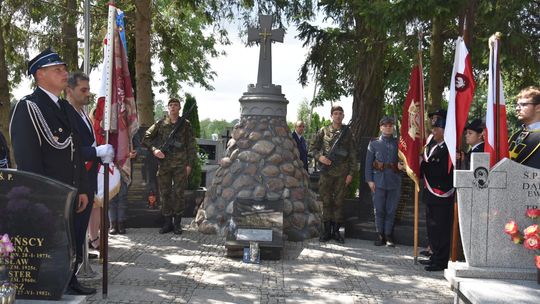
left=9, top=87, right=88, bottom=194
left=509, top=128, right=540, bottom=169
left=420, top=137, right=453, bottom=196
left=142, top=116, right=197, bottom=168
left=310, top=124, right=356, bottom=177
left=365, top=135, right=402, bottom=190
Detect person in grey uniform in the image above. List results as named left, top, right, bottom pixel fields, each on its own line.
left=365, top=116, right=402, bottom=247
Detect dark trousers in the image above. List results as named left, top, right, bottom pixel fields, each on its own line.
left=424, top=191, right=454, bottom=267
left=71, top=193, right=93, bottom=283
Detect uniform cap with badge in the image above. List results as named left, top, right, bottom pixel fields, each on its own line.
left=464, top=118, right=485, bottom=133
left=428, top=109, right=447, bottom=119
left=28, top=48, right=66, bottom=76
left=379, top=116, right=395, bottom=126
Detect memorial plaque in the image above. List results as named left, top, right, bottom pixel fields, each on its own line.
left=0, top=169, right=77, bottom=300
left=225, top=198, right=283, bottom=259
left=445, top=153, right=540, bottom=281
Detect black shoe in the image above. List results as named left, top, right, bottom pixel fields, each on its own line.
left=333, top=223, right=345, bottom=244
left=173, top=216, right=183, bottom=235
left=159, top=216, right=174, bottom=234
left=374, top=234, right=386, bottom=246
left=88, top=253, right=98, bottom=259
left=424, top=264, right=445, bottom=271
left=67, top=281, right=96, bottom=295
left=420, top=250, right=432, bottom=257
left=419, top=259, right=433, bottom=265
left=319, top=221, right=332, bottom=242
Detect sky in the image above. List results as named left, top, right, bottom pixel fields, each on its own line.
left=13, top=21, right=353, bottom=123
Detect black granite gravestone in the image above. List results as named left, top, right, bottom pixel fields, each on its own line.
left=0, top=169, right=76, bottom=300
left=225, top=198, right=283, bottom=259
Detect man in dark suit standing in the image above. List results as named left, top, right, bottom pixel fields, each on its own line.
left=65, top=72, right=114, bottom=263
left=292, top=120, right=308, bottom=171
left=9, top=49, right=96, bottom=295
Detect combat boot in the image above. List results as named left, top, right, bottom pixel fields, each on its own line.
left=117, top=221, right=126, bottom=235
left=159, top=216, right=174, bottom=234
left=173, top=216, right=183, bottom=235
left=333, top=222, right=345, bottom=244
left=109, top=221, right=118, bottom=235
left=319, top=221, right=332, bottom=242
left=374, top=233, right=386, bottom=246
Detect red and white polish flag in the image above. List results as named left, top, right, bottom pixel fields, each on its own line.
left=444, top=37, right=475, bottom=170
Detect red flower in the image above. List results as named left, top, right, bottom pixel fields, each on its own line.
left=524, top=224, right=539, bottom=238
left=524, top=235, right=540, bottom=250
left=504, top=220, right=519, bottom=235
left=526, top=208, right=540, bottom=219
left=536, top=255, right=540, bottom=270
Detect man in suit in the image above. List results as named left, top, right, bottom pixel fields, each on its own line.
left=419, top=113, right=455, bottom=271
left=9, top=49, right=96, bottom=295
left=365, top=116, right=402, bottom=247
left=65, top=72, right=114, bottom=262
left=292, top=120, right=308, bottom=171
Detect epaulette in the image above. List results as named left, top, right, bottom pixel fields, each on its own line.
left=20, top=93, right=35, bottom=102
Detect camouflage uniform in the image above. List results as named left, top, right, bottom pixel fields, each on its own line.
left=310, top=125, right=357, bottom=223
left=143, top=116, right=196, bottom=218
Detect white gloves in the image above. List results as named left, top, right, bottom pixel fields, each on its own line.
left=95, top=144, right=114, bottom=164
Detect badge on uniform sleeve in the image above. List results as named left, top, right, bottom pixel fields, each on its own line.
left=58, top=128, right=63, bottom=133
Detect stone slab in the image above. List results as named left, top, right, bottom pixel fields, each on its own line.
left=88, top=284, right=175, bottom=302
left=188, top=289, right=259, bottom=304
left=18, top=295, right=86, bottom=303
left=453, top=277, right=540, bottom=304
left=445, top=262, right=537, bottom=284
left=285, top=294, right=354, bottom=304
left=200, top=269, right=263, bottom=288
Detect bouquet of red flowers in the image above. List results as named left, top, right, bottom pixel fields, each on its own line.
left=504, top=208, right=540, bottom=269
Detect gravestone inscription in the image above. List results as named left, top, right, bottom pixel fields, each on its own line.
left=0, top=169, right=76, bottom=300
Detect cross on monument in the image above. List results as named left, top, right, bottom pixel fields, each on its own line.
left=247, top=15, right=284, bottom=87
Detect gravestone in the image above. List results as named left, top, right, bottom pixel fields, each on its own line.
left=225, top=198, right=283, bottom=259
left=0, top=169, right=77, bottom=300
left=445, top=153, right=540, bottom=283
left=197, top=138, right=225, bottom=188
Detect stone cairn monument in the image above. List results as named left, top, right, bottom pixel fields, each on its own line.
left=196, top=15, right=321, bottom=241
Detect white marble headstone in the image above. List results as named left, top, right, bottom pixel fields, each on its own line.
left=454, top=153, right=539, bottom=276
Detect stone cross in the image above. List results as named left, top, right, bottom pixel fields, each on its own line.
left=247, top=15, right=284, bottom=87
left=454, top=153, right=506, bottom=266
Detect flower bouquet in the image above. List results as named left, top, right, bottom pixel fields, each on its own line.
left=0, top=233, right=16, bottom=303
left=504, top=208, right=540, bottom=283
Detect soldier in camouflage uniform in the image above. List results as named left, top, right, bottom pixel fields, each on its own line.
left=142, top=98, right=197, bottom=234
left=310, top=105, right=357, bottom=243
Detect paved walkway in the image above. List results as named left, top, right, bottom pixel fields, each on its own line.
left=80, top=222, right=454, bottom=304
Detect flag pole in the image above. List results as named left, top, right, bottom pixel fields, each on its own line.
left=100, top=2, right=116, bottom=298
left=413, top=28, right=424, bottom=265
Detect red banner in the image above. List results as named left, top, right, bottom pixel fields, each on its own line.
left=398, top=65, right=425, bottom=192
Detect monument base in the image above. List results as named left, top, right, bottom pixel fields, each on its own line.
left=445, top=261, right=537, bottom=286
left=225, top=232, right=283, bottom=260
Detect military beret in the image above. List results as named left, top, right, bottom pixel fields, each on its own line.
left=432, top=116, right=446, bottom=128
left=465, top=118, right=485, bottom=133
left=28, top=48, right=66, bottom=75
left=428, top=109, right=447, bottom=119
left=379, top=116, right=395, bottom=126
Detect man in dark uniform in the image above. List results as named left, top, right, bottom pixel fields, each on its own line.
left=310, top=105, right=356, bottom=244
left=66, top=72, right=114, bottom=261
left=419, top=114, right=455, bottom=271
left=509, top=86, right=540, bottom=169
left=9, top=49, right=96, bottom=295
left=0, top=130, right=10, bottom=168
left=462, top=118, right=485, bottom=170
left=365, top=116, right=402, bottom=247
left=292, top=120, right=308, bottom=171
left=142, top=97, right=196, bottom=235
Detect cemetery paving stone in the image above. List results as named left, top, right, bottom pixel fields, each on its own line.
left=81, top=224, right=453, bottom=304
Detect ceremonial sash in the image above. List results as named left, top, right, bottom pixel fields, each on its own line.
left=509, top=129, right=540, bottom=164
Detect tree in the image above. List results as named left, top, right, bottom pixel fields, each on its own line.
left=183, top=93, right=202, bottom=190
